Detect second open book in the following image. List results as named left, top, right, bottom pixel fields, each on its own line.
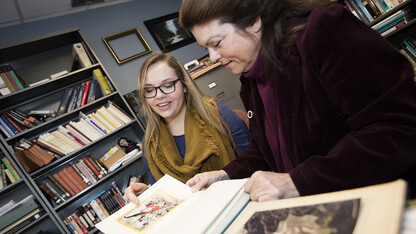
left=96, top=174, right=406, bottom=234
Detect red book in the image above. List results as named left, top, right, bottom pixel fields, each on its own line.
left=59, top=170, right=81, bottom=194
left=72, top=213, right=88, bottom=234
left=83, top=157, right=103, bottom=179
left=62, top=167, right=85, bottom=192
left=67, top=165, right=88, bottom=189
left=54, top=171, right=77, bottom=196
left=80, top=81, right=90, bottom=106
left=65, top=130, right=86, bottom=146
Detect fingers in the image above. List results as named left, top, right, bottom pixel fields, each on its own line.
left=123, top=182, right=149, bottom=204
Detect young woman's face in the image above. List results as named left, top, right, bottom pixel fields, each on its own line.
left=191, top=19, right=261, bottom=74
left=144, top=61, right=186, bottom=124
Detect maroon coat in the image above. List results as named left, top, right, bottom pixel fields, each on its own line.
left=223, top=4, right=416, bottom=197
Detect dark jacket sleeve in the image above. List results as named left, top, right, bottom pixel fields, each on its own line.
left=290, top=5, right=416, bottom=196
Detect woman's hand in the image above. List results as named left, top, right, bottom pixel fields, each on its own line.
left=186, top=170, right=230, bottom=192
left=245, top=171, right=300, bottom=201
left=123, top=182, right=149, bottom=204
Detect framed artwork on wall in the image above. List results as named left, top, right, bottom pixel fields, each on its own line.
left=103, top=28, right=152, bottom=64
left=144, top=12, right=196, bottom=52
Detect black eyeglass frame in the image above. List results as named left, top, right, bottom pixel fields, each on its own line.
left=143, top=79, right=181, bottom=99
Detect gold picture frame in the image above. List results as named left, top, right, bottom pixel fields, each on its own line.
left=103, top=28, right=151, bottom=64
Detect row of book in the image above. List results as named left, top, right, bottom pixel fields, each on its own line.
left=0, top=195, right=46, bottom=234
left=39, top=154, right=108, bottom=206
left=0, top=156, right=21, bottom=189
left=399, top=37, right=416, bottom=72
left=63, top=182, right=126, bottom=234
left=0, top=109, right=44, bottom=138
left=0, top=64, right=25, bottom=96
left=344, top=0, right=407, bottom=24
left=371, top=6, right=413, bottom=36
left=57, top=69, right=113, bottom=117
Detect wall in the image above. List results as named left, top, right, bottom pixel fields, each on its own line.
left=0, top=0, right=207, bottom=95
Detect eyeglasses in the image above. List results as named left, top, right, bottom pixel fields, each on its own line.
left=143, top=79, right=180, bottom=98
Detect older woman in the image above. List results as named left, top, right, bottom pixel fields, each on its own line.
left=123, top=52, right=250, bottom=204
left=180, top=0, right=416, bottom=201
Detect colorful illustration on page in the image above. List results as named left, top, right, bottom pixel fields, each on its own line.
left=117, top=189, right=184, bottom=233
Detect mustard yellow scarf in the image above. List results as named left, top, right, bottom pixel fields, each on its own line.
left=147, top=102, right=235, bottom=183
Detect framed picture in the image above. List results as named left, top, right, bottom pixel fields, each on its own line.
left=103, top=28, right=152, bottom=64
left=144, top=12, right=196, bottom=52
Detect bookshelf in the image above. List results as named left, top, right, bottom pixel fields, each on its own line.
left=0, top=27, right=147, bottom=233
left=343, top=0, right=416, bottom=69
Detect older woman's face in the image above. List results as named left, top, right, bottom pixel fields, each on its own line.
left=191, top=18, right=261, bottom=74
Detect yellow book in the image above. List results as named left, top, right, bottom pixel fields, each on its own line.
left=93, top=69, right=111, bottom=95
left=103, top=106, right=125, bottom=125
left=96, top=108, right=119, bottom=129
left=2, top=157, right=21, bottom=180
left=51, top=131, right=81, bottom=150
left=4, top=169, right=16, bottom=183
left=0, top=72, right=16, bottom=92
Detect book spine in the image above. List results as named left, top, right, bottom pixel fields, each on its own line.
left=89, top=199, right=108, bottom=221
left=80, top=81, right=90, bottom=106
left=9, top=109, right=39, bottom=126
left=76, top=82, right=85, bottom=109
left=53, top=172, right=76, bottom=197
left=57, top=88, right=74, bottom=116
left=67, top=215, right=83, bottom=234
left=59, top=169, right=81, bottom=194
left=1, top=157, right=20, bottom=181
left=110, top=187, right=125, bottom=207
left=1, top=112, right=22, bottom=133
left=76, top=160, right=98, bottom=184
left=1, top=163, right=8, bottom=186
left=72, top=212, right=89, bottom=234
left=0, top=116, right=15, bottom=136
left=88, top=154, right=108, bottom=177
left=70, top=162, right=92, bottom=186
left=44, top=180, right=66, bottom=203
left=83, top=157, right=103, bottom=180
left=4, top=169, right=16, bottom=183
left=32, top=139, right=65, bottom=157
left=40, top=183, right=62, bottom=205
left=48, top=174, right=71, bottom=198
left=63, top=167, right=85, bottom=192
left=72, top=43, right=93, bottom=68
left=87, top=79, right=98, bottom=103
left=83, top=203, right=100, bottom=224
left=5, top=65, right=24, bottom=89
left=0, top=66, right=19, bottom=91
left=69, top=85, right=81, bottom=112
left=46, top=176, right=69, bottom=200
left=93, top=69, right=111, bottom=95
left=77, top=207, right=94, bottom=230
left=65, top=166, right=88, bottom=191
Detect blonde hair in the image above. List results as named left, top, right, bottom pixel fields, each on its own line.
left=138, top=52, right=236, bottom=154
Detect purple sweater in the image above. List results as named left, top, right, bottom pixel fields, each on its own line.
left=223, top=4, right=416, bottom=197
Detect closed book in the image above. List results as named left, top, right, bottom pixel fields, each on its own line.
left=46, top=177, right=69, bottom=201
left=90, top=112, right=115, bottom=131
left=380, top=20, right=406, bottom=36
left=0, top=75, right=11, bottom=96
left=47, top=174, right=71, bottom=199
left=63, top=166, right=87, bottom=192
left=76, top=119, right=102, bottom=140
left=372, top=10, right=405, bottom=30
left=57, top=87, right=74, bottom=116
left=1, top=157, right=20, bottom=181
left=39, top=133, right=72, bottom=154
left=376, top=16, right=406, bottom=33
left=102, top=106, right=125, bottom=127
left=83, top=156, right=103, bottom=179
left=76, top=82, right=85, bottom=109
left=96, top=108, right=120, bottom=129
left=40, top=183, right=61, bottom=205
left=83, top=203, right=100, bottom=224
left=53, top=172, right=76, bottom=197
left=0, top=71, right=15, bottom=92
left=0, top=124, right=11, bottom=138
left=72, top=212, right=89, bottom=234
left=0, top=197, right=40, bottom=230
left=51, top=130, right=81, bottom=150
left=95, top=197, right=110, bottom=217
left=58, top=170, right=81, bottom=194
left=1, top=208, right=45, bottom=234
left=89, top=199, right=108, bottom=221
left=29, top=143, right=56, bottom=165
left=82, top=113, right=108, bottom=135
left=7, top=110, right=36, bottom=128
left=87, top=79, right=101, bottom=103
left=0, top=116, right=15, bottom=136
left=70, top=162, right=92, bottom=186
left=4, top=169, right=16, bottom=183
left=58, top=126, right=86, bottom=146
left=0, top=66, right=19, bottom=91
left=32, top=138, right=65, bottom=157
left=80, top=80, right=90, bottom=106
left=110, top=187, right=125, bottom=208
left=67, top=215, right=84, bottom=234
left=93, top=69, right=111, bottom=95
left=14, top=150, right=39, bottom=173
left=1, top=164, right=7, bottom=185
left=72, top=43, right=93, bottom=68
left=107, top=103, right=132, bottom=124
left=68, top=84, right=81, bottom=112
left=21, top=146, right=46, bottom=168
left=348, top=0, right=372, bottom=23
left=76, top=159, right=98, bottom=184
left=75, top=209, right=93, bottom=231
left=1, top=112, right=22, bottom=133
left=5, top=65, right=24, bottom=90
left=88, top=154, right=107, bottom=177
left=66, top=124, right=92, bottom=144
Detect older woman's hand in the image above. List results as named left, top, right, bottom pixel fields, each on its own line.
left=186, top=170, right=230, bottom=192
left=244, top=171, right=300, bottom=201
left=123, top=182, right=149, bottom=204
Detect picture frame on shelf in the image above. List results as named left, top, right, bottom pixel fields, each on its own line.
left=144, top=12, right=196, bottom=52
left=102, top=28, right=152, bottom=64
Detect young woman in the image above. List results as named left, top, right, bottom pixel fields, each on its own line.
left=123, top=52, right=250, bottom=204
left=179, top=0, right=416, bottom=201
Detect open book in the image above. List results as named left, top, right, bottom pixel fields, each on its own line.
left=96, top=175, right=406, bottom=234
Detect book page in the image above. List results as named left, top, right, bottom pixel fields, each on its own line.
left=95, top=174, right=198, bottom=234
left=225, top=179, right=407, bottom=234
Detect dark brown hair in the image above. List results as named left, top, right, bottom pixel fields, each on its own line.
left=179, top=0, right=333, bottom=73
